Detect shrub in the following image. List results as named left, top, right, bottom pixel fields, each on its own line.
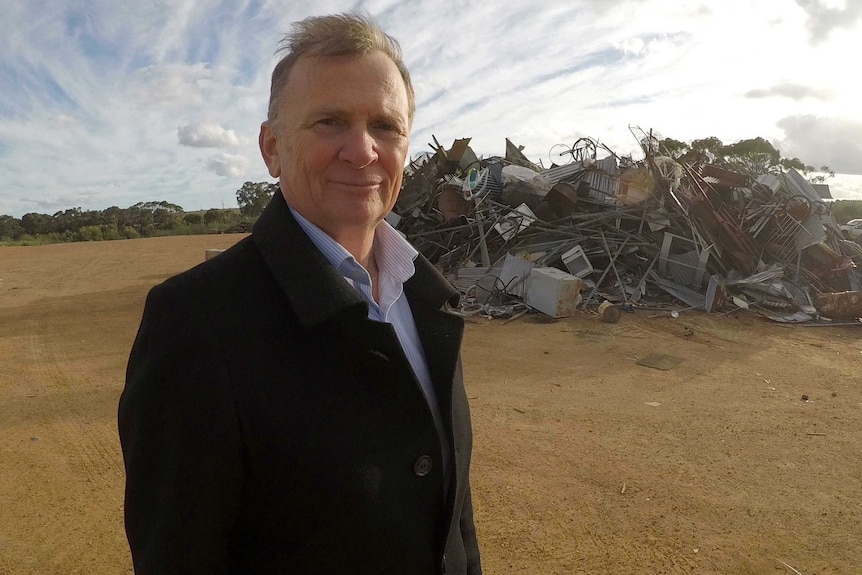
left=78, top=225, right=103, bottom=242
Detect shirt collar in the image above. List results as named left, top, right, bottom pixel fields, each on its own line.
left=289, top=206, right=417, bottom=285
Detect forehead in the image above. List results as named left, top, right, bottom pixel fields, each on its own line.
left=281, top=52, right=409, bottom=119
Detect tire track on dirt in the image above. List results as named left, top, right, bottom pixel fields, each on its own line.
left=0, top=318, right=71, bottom=574
left=578, top=531, right=701, bottom=574
left=0, top=302, right=126, bottom=574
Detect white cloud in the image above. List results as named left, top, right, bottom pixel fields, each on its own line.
left=795, top=0, right=862, bottom=43
left=616, top=37, right=646, bottom=55
left=206, top=154, right=249, bottom=178
left=829, top=174, right=862, bottom=201
left=20, top=192, right=104, bottom=213
left=178, top=122, right=245, bottom=148
left=775, top=115, right=862, bottom=175
left=133, top=63, right=213, bottom=109
left=745, top=83, right=831, bottom=100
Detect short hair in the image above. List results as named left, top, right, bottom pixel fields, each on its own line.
left=266, top=13, right=415, bottom=132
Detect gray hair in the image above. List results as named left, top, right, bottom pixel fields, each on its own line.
left=266, top=13, right=415, bottom=131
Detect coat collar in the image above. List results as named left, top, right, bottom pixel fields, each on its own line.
left=252, top=192, right=460, bottom=328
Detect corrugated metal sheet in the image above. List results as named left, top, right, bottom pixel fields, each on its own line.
left=541, top=156, right=621, bottom=204
left=541, top=161, right=585, bottom=183
left=583, top=156, right=620, bottom=204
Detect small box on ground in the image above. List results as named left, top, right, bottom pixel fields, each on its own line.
left=525, top=267, right=583, bottom=318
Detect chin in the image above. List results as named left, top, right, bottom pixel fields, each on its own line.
left=339, top=201, right=386, bottom=223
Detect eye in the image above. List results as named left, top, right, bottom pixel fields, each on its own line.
left=372, top=121, right=404, bottom=137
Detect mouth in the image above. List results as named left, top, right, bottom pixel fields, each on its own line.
left=332, top=178, right=383, bottom=186
left=330, top=180, right=383, bottom=192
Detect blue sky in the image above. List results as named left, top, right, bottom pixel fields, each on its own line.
left=1, top=0, right=861, bottom=217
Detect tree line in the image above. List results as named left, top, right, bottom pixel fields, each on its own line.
left=654, top=135, right=834, bottom=182
left=0, top=182, right=280, bottom=245
left=0, top=202, right=244, bottom=244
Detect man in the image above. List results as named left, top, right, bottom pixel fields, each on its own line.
left=118, top=12, right=482, bottom=575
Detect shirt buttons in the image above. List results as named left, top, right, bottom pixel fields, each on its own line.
left=413, top=455, right=433, bottom=477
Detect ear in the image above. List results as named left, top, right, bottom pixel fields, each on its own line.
left=259, top=122, right=281, bottom=178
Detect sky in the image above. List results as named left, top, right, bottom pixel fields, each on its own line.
left=1, top=0, right=861, bottom=218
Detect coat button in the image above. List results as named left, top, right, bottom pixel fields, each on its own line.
left=413, top=455, right=433, bottom=477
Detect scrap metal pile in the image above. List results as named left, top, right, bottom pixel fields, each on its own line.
left=391, top=130, right=862, bottom=323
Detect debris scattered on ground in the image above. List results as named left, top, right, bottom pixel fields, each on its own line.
left=393, top=130, right=862, bottom=324
left=636, top=354, right=684, bottom=371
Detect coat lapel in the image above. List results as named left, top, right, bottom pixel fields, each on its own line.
left=405, top=257, right=464, bottom=429
left=252, top=193, right=368, bottom=328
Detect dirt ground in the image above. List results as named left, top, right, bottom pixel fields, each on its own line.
left=1, top=234, right=861, bottom=575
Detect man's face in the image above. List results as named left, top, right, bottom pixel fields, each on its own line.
left=259, top=51, right=410, bottom=239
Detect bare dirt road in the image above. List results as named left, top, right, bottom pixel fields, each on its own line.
left=1, top=235, right=861, bottom=574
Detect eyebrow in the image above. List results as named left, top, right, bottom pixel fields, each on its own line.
left=304, top=107, right=347, bottom=121
left=307, top=107, right=407, bottom=127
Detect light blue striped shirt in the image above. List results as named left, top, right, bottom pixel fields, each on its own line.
left=289, top=207, right=450, bottom=476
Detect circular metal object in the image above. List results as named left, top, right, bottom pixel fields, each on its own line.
left=598, top=301, right=621, bottom=323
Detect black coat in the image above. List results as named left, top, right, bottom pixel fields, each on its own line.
left=118, top=193, right=482, bottom=574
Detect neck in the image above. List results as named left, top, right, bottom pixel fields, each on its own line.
left=330, top=227, right=375, bottom=270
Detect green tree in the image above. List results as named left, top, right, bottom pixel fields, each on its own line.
left=0, top=215, right=23, bottom=240
left=779, top=157, right=810, bottom=172
left=659, top=138, right=690, bottom=159
left=124, top=201, right=184, bottom=236
left=183, top=213, right=203, bottom=225
left=130, top=200, right=184, bottom=213
left=810, top=165, right=835, bottom=184
left=690, top=137, right=724, bottom=154
left=204, top=208, right=223, bottom=226
left=720, top=137, right=781, bottom=175
left=51, top=208, right=82, bottom=234
left=101, top=225, right=121, bottom=240
left=77, top=225, right=104, bottom=241
left=676, top=136, right=832, bottom=181
left=122, top=206, right=151, bottom=236
left=828, top=200, right=862, bottom=224
left=101, top=206, right=126, bottom=232
left=21, top=212, right=51, bottom=236
left=152, top=208, right=180, bottom=230
left=236, top=181, right=277, bottom=218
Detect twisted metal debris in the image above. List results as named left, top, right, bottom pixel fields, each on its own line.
left=392, top=130, right=862, bottom=323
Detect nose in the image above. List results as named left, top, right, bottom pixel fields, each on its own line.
left=338, top=126, right=378, bottom=168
